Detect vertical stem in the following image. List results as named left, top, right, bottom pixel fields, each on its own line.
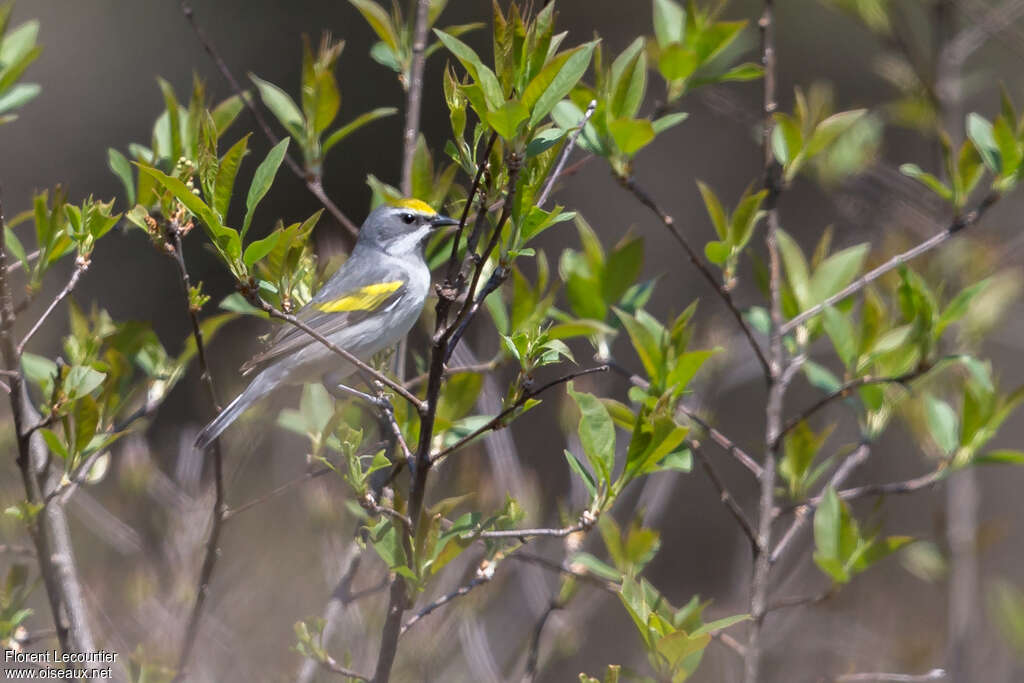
left=746, top=3, right=780, bottom=682
left=0, top=187, right=96, bottom=664
left=170, top=229, right=227, bottom=680
left=400, top=0, right=432, bottom=196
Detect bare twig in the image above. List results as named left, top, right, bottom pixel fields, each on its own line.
left=608, top=358, right=762, bottom=477
left=179, top=1, right=360, bottom=242
left=17, top=262, right=86, bottom=354
left=431, top=365, right=609, bottom=464
left=775, top=363, right=942, bottom=446
left=475, top=522, right=587, bottom=540
left=536, top=100, right=596, bottom=209
left=0, top=543, right=35, bottom=556
left=746, top=3, right=781, bottom=680
left=766, top=587, right=834, bottom=613
left=400, top=0, right=432, bottom=196
left=508, top=552, right=619, bottom=593
left=619, top=175, right=772, bottom=380
left=769, top=443, right=872, bottom=564
left=400, top=571, right=493, bottom=635
left=835, top=669, right=946, bottom=682
left=779, top=192, right=1000, bottom=335
left=523, top=602, right=560, bottom=682
left=317, top=655, right=370, bottom=681
left=5, top=249, right=39, bottom=274
left=172, top=227, right=228, bottom=680
left=692, top=442, right=759, bottom=552
left=246, top=294, right=425, bottom=412
left=224, top=467, right=332, bottom=521
left=404, top=359, right=500, bottom=390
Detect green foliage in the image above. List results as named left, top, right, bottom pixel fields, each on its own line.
left=251, top=33, right=397, bottom=175
left=771, top=86, right=867, bottom=183
left=0, top=3, right=41, bottom=125
left=698, top=181, right=767, bottom=284
left=813, top=487, right=912, bottom=585
left=0, top=564, right=34, bottom=645
left=989, top=579, right=1024, bottom=658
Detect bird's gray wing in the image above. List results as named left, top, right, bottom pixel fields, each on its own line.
left=239, top=260, right=408, bottom=375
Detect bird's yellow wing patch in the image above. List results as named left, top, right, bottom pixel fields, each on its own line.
left=315, top=281, right=403, bottom=312
left=390, top=198, right=437, bottom=216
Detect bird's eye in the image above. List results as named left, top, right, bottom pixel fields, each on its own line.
left=400, top=212, right=416, bottom=225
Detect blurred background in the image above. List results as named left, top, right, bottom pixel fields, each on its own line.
left=2, top=0, right=1024, bottom=681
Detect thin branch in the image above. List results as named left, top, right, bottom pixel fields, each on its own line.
left=523, top=601, right=560, bottom=683
left=692, top=442, right=759, bottom=552
left=5, top=249, right=39, bottom=274
left=361, top=495, right=413, bottom=533
left=775, top=363, right=941, bottom=446
left=779, top=192, right=1000, bottom=336
left=766, top=587, right=834, bottom=613
left=223, top=467, right=332, bottom=521
left=404, top=359, right=500, bottom=390
left=430, top=365, right=609, bottom=464
left=607, top=358, right=762, bottom=477
left=317, top=655, right=370, bottom=681
left=443, top=132, right=498, bottom=286
left=173, top=227, right=227, bottom=680
left=246, top=294, right=425, bottom=412
left=746, top=2, right=781, bottom=680
left=536, top=99, right=596, bottom=209
left=508, top=552, right=620, bottom=593
left=619, top=175, right=772, bottom=380
left=769, top=443, right=872, bottom=564
left=713, top=630, right=748, bottom=659
left=179, top=1, right=360, bottom=242
left=17, top=261, right=86, bottom=354
left=0, top=543, right=35, bottom=556
left=475, top=522, right=587, bottom=540
left=835, top=669, right=946, bottom=682
left=400, top=570, right=493, bottom=635
left=400, top=0, right=432, bottom=196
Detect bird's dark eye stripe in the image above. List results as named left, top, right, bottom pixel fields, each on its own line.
left=400, top=212, right=416, bottom=224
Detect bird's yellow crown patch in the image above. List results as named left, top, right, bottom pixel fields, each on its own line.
left=389, top=198, right=437, bottom=216
left=316, top=281, right=403, bottom=312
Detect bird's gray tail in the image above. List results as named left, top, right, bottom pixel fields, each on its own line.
left=194, top=374, right=275, bottom=451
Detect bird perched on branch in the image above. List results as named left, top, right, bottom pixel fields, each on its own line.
left=194, top=199, right=457, bottom=449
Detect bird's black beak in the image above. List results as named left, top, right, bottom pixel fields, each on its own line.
left=430, top=214, right=459, bottom=230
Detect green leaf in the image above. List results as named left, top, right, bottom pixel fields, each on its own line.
left=136, top=164, right=230, bottom=245
left=211, top=94, right=246, bottom=135
left=349, top=0, right=400, bottom=51
left=0, top=82, right=39, bottom=116
left=771, top=113, right=802, bottom=166
left=526, top=127, right=566, bottom=157
left=805, top=109, right=867, bottom=158
left=704, top=240, right=729, bottom=264
left=242, top=138, right=290, bottom=238
left=433, top=29, right=505, bottom=112
left=523, top=41, right=597, bottom=128
left=608, top=118, right=655, bottom=157
left=809, top=243, right=869, bottom=305
left=937, top=279, right=989, bottom=337
left=65, top=365, right=106, bottom=399
left=214, top=134, right=250, bottom=220
left=925, top=394, right=959, bottom=456
left=609, top=38, right=647, bottom=121
left=156, top=78, right=183, bottom=162
left=653, top=0, right=686, bottom=47
left=651, top=112, right=688, bottom=136
left=976, top=449, right=1024, bottom=465
left=822, top=306, right=856, bottom=367
left=657, top=43, right=697, bottom=82
left=966, top=112, right=1001, bottom=173
left=243, top=230, right=282, bottom=268
left=812, top=487, right=848, bottom=583
left=565, top=449, right=597, bottom=499
left=322, top=107, right=398, bottom=154
left=249, top=74, right=305, bottom=139
left=486, top=99, right=529, bottom=140
left=567, top=383, right=616, bottom=485
left=775, top=229, right=810, bottom=308
left=107, top=149, right=135, bottom=206
left=696, top=181, right=727, bottom=240
left=899, top=163, right=953, bottom=201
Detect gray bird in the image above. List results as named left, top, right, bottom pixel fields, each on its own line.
left=194, top=199, right=457, bottom=449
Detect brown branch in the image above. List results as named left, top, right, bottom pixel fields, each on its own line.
left=774, top=363, right=943, bottom=447
left=508, top=552, right=620, bottom=593
left=746, top=2, right=782, bottom=680
left=779, top=192, right=1000, bottom=335
left=692, top=442, right=759, bottom=552
left=523, top=601, right=560, bottom=682
left=179, top=1, right=360, bottom=243
left=17, top=261, right=87, bottom=354
left=400, top=0, right=432, bottom=196
left=172, top=228, right=228, bottom=680
left=618, top=175, right=771, bottom=380
left=475, top=522, right=588, bottom=540
left=403, top=359, right=500, bottom=391
left=317, top=655, right=370, bottom=681
left=223, top=467, right=332, bottom=521
left=430, top=365, right=609, bottom=465
left=400, top=569, right=493, bottom=635
left=766, top=587, right=835, bottom=613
